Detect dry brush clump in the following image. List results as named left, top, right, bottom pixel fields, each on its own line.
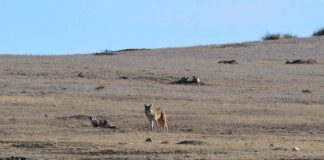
left=262, top=33, right=281, bottom=40
left=312, top=27, right=324, bottom=36
left=93, top=49, right=115, bottom=56
left=282, top=33, right=298, bottom=39
left=262, top=32, right=297, bottom=40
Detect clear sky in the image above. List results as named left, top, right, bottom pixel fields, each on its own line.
left=1, top=0, right=324, bottom=55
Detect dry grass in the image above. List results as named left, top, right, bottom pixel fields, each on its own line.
left=0, top=36, right=324, bottom=159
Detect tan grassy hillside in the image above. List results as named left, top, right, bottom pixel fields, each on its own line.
left=0, top=37, right=324, bottom=159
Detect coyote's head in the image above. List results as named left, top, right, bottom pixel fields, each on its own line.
left=144, top=104, right=152, bottom=112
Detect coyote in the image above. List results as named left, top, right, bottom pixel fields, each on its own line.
left=144, top=104, right=168, bottom=131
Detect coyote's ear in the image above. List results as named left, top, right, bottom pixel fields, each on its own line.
left=144, top=104, right=147, bottom=107
left=150, top=104, right=153, bottom=107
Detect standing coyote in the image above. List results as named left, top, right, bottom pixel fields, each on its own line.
left=144, top=104, right=168, bottom=131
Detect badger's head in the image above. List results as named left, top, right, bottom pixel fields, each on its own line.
left=89, top=116, right=97, bottom=121
left=192, top=76, right=200, bottom=83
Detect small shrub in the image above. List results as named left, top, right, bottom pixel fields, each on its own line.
left=282, top=33, right=297, bottom=39
left=262, top=32, right=298, bottom=40
left=312, top=27, right=324, bottom=36
left=93, top=49, right=115, bottom=55
left=262, top=33, right=281, bottom=40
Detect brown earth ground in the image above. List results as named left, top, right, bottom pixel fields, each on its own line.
left=0, top=37, right=324, bottom=159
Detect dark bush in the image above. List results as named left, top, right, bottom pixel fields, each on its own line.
left=262, top=33, right=298, bottom=40
left=312, top=27, right=324, bottom=36
left=262, top=33, right=281, bottom=40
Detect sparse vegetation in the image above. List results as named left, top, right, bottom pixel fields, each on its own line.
left=282, top=33, right=297, bottom=39
left=93, top=49, right=115, bottom=55
left=262, top=33, right=297, bottom=40
left=312, top=27, right=324, bottom=36
left=262, top=33, right=281, bottom=40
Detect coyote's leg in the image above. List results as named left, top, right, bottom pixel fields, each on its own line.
left=164, top=122, right=168, bottom=132
left=155, top=119, right=160, bottom=131
left=150, top=120, right=154, bottom=131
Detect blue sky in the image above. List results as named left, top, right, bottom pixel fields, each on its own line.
left=1, top=0, right=324, bottom=55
